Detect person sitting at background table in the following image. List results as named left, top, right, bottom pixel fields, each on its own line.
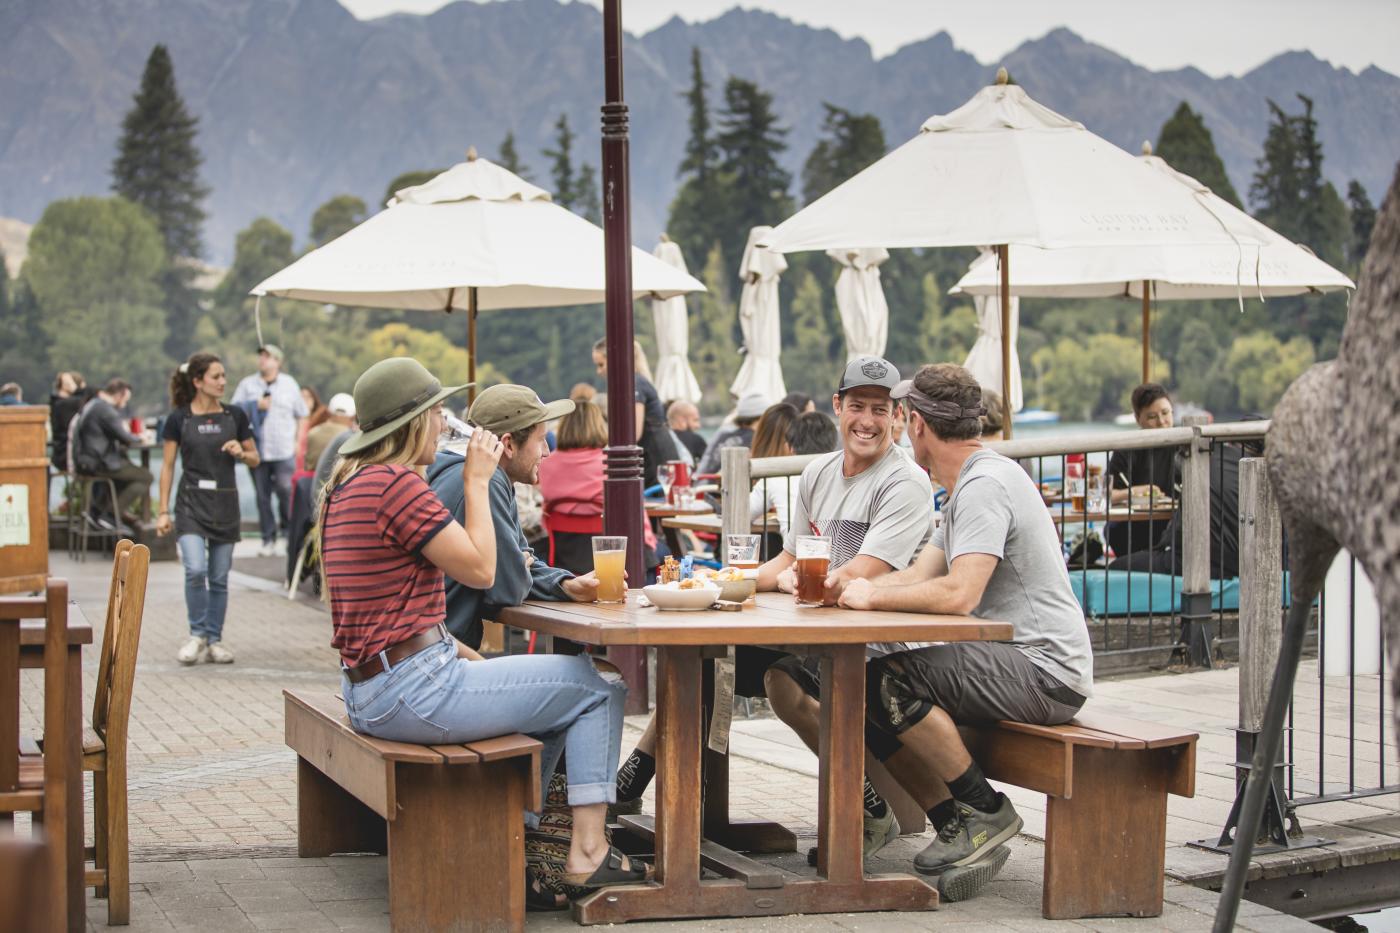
left=979, top=389, right=1005, bottom=441
left=71, top=377, right=151, bottom=533
left=696, top=392, right=768, bottom=475
left=316, top=357, right=645, bottom=901
left=1105, top=382, right=1181, bottom=558
left=48, top=371, right=88, bottom=473
left=836, top=363, right=1092, bottom=898
left=749, top=408, right=836, bottom=536
left=667, top=399, right=708, bottom=464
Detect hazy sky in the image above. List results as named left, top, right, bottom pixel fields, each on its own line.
left=338, top=0, right=1400, bottom=78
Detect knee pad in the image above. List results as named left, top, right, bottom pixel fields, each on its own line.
left=865, top=658, right=933, bottom=749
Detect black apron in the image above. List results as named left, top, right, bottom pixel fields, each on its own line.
left=175, top=406, right=243, bottom=543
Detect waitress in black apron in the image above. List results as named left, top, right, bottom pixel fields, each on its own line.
left=155, top=353, right=260, bottom=666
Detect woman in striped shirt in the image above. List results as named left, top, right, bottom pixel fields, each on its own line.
left=315, top=357, right=645, bottom=897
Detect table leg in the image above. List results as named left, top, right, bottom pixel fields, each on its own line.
left=64, top=643, right=83, bottom=933
left=816, top=646, right=865, bottom=883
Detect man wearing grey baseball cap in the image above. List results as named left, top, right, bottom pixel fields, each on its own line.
left=427, top=384, right=606, bottom=649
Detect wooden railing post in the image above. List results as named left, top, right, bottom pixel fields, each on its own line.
left=1177, top=415, right=1214, bottom=667
left=719, top=448, right=751, bottom=567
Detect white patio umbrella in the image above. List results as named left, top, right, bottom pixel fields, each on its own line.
left=950, top=143, right=1355, bottom=381
left=828, top=247, right=890, bottom=360
left=252, top=150, right=704, bottom=402
left=650, top=235, right=702, bottom=404
left=962, top=250, right=1024, bottom=412
left=760, top=70, right=1266, bottom=437
left=729, top=225, right=787, bottom=402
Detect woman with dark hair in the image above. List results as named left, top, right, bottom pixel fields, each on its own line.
left=295, top=385, right=328, bottom=471
left=1105, top=382, right=1180, bottom=558
left=749, top=402, right=799, bottom=460
left=156, top=353, right=261, bottom=665
left=316, top=359, right=645, bottom=902
left=779, top=391, right=816, bottom=414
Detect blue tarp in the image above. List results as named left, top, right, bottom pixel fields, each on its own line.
left=1068, top=569, right=1296, bottom=617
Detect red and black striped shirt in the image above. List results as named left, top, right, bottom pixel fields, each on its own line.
left=322, top=464, right=455, bottom=666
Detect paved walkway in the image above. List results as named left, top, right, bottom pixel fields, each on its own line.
left=18, top=546, right=1338, bottom=931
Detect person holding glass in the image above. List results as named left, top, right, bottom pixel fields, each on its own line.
left=316, top=358, right=645, bottom=900
left=156, top=353, right=261, bottom=665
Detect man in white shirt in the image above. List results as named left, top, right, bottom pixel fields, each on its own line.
left=231, top=345, right=307, bottom=555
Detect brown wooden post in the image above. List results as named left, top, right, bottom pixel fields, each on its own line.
left=600, top=0, right=648, bottom=712
left=1141, top=282, right=1151, bottom=383
left=998, top=244, right=1013, bottom=439
left=1237, top=458, right=1283, bottom=735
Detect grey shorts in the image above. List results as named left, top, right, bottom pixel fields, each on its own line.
left=865, top=642, right=1086, bottom=760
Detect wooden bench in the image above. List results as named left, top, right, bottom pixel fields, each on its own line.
left=284, top=690, right=543, bottom=933
left=961, top=711, right=1196, bottom=920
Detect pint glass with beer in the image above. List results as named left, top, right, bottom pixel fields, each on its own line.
left=795, top=535, right=832, bottom=606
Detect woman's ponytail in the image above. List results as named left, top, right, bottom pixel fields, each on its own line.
left=170, top=353, right=221, bottom=409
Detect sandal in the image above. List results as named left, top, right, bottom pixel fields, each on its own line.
left=526, top=867, right=568, bottom=911
left=561, top=845, right=653, bottom=891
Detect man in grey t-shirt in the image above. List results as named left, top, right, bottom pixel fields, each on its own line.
left=839, top=363, right=1092, bottom=885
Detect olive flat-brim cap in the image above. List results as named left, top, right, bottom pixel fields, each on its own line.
left=469, top=384, right=574, bottom=435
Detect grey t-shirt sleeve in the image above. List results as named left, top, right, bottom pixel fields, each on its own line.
left=945, top=476, right=1011, bottom=563
left=857, top=476, right=934, bottom=570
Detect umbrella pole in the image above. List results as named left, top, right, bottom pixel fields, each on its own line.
left=998, top=244, right=1013, bottom=440
left=467, top=287, right=478, bottom=406
left=1142, top=282, right=1151, bottom=383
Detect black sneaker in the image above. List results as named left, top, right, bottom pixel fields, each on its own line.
left=914, top=793, right=1022, bottom=874
left=935, top=843, right=1010, bottom=901
left=607, top=796, right=643, bottom=821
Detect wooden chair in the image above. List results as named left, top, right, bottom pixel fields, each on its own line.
left=82, top=540, right=150, bottom=925
left=0, top=580, right=72, bottom=933
left=0, top=833, right=52, bottom=933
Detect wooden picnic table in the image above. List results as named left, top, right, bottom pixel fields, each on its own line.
left=644, top=500, right=714, bottom=520
left=498, top=592, right=1012, bottom=924
left=1048, top=507, right=1175, bottom=526
left=18, top=601, right=92, bottom=933
left=661, top=512, right=778, bottom=536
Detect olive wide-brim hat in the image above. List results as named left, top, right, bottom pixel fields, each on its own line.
left=338, top=357, right=472, bottom=456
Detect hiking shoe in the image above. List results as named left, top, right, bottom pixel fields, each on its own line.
left=936, top=843, right=1011, bottom=902
left=176, top=636, right=208, bottom=665
left=206, top=642, right=235, bottom=664
left=914, top=794, right=1022, bottom=874
left=806, top=806, right=900, bottom=865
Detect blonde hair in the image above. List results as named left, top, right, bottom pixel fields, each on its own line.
left=557, top=400, right=607, bottom=450
left=312, top=408, right=436, bottom=603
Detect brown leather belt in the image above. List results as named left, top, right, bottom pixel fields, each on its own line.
left=343, top=624, right=449, bottom=684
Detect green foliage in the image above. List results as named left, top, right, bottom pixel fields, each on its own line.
left=915, top=273, right=978, bottom=366
left=688, top=243, right=739, bottom=412
left=24, top=196, right=170, bottom=406
left=498, top=132, right=530, bottom=179
left=679, top=48, right=718, bottom=183
left=1032, top=333, right=1169, bottom=421
left=781, top=268, right=841, bottom=396
left=0, top=265, right=52, bottom=402
left=667, top=47, right=729, bottom=268
left=544, top=114, right=578, bottom=210
left=715, top=77, right=792, bottom=267
left=382, top=169, right=442, bottom=208
left=1155, top=102, right=1241, bottom=207
left=214, top=217, right=294, bottom=312
left=354, top=322, right=505, bottom=393
left=1225, top=331, right=1314, bottom=414
left=801, top=104, right=886, bottom=205
left=574, top=163, right=601, bottom=225
left=309, top=194, right=367, bottom=248
left=1346, top=180, right=1376, bottom=266
left=111, top=44, right=208, bottom=261
left=1250, top=95, right=1350, bottom=266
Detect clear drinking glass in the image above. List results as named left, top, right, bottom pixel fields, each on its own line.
left=591, top=536, right=628, bottom=603
left=656, top=462, right=675, bottom=504
left=1086, top=473, right=1107, bottom=514
left=795, top=535, right=832, bottom=606
left=726, top=534, right=761, bottom=571
left=438, top=412, right=474, bottom=450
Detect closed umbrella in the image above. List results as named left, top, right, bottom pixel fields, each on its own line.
left=828, top=247, right=890, bottom=360
left=760, top=70, right=1264, bottom=437
left=729, top=225, right=787, bottom=402
left=650, top=235, right=702, bottom=404
left=962, top=249, right=1023, bottom=412
left=950, top=143, right=1354, bottom=381
left=252, top=151, right=704, bottom=402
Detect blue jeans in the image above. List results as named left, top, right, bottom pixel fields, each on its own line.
left=178, top=535, right=234, bottom=643
left=252, top=458, right=295, bottom=544
left=342, top=631, right=626, bottom=823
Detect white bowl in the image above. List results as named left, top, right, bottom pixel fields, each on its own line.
left=643, top=582, right=721, bottom=611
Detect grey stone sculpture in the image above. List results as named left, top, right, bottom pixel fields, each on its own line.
left=1215, top=162, right=1400, bottom=930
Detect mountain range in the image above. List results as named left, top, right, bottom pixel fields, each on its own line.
left=2, top=0, right=1398, bottom=265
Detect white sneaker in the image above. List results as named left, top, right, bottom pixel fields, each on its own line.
left=177, top=636, right=208, bottom=665
left=258, top=541, right=276, bottom=557
left=206, top=642, right=235, bottom=664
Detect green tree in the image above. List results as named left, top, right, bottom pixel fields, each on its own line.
left=25, top=197, right=170, bottom=406
left=915, top=273, right=978, bottom=366
left=679, top=47, right=718, bottom=184
left=1032, top=334, right=1167, bottom=421
left=1347, top=180, right=1376, bottom=266
left=574, top=163, right=601, bottom=225
left=666, top=48, right=732, bottom=271
left=309, top=194, right=367, bottom=248
left=1155, top=102, right=1241, bottom=207
left=801, top=104, right=886, bottom=205
left=1226, top=331, right=1314, bottom=413
left=1171, top=315, right=1237, bottom=413
left=0, top=249, right=8, bottom=320
left=0, top=273, right=50, bottom=402
left=354, top=323, right=506, bottom=394
left=498, top=131, right=530, bottom=179
left=781, top=268, right=841, bottom=396
left=1250, top=95, right=1349, bottom=266
left=715, top=76, right=792, bottom=268
left=214, top=217, right=295, bottom=311
left=688, top=243, right=738, bottom=411
left=382, top=169, right=442, bottom=208
left=544, top=114, right=578, bottom=210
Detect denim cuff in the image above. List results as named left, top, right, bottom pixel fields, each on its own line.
left=524, top=808, right=541, bottom=830
left=566, top=780, right=616, bottom=807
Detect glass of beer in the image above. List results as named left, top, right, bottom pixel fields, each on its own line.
left=591, top=536, right=628, bottom=603
left=726, top=534, right=761, bottom=571
left=795, top=535, right=832, bottom=606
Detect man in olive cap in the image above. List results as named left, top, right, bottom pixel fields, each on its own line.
left=427, top=384, right=604, bottom=649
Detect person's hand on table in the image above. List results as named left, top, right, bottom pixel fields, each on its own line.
left=776, top=566, right=797, bottom=594
left=838, top=578, right=876, bottom=610
left=562, top=572, right=602, bottom=603
left=820, top=571, right=849, bottom=606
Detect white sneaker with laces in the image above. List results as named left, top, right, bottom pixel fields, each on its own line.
left=176, top=636, right=208, bottom=665
left=258, top=542, right=276, bottom=557
left=206, top=642, right=235, bottom=664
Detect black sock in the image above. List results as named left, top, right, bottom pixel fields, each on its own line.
left=946, top=760, right=999, bottom=813
left=928, top=798, right=959, bottom=832
left=616, top=749, right=655, bottom=801
left=862, top=778, right=888, bottom=818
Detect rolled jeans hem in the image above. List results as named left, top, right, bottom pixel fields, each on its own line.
left=566, top=781, right=616, bottom=807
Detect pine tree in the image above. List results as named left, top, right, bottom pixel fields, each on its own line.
left=1346, top=180, right=1376, bottom=266
left=667, top=47, right=730, bottom=271
left=1155, top=102, right=1241, bottom=207
left=574, top=163, right=601, bottom=224
left=679, top=47, right=718, bottom=183
left=309, top=194, right=367, bottom=248
left=498, top=131, right=530, bottom=179
left=544, top=114, right=577, bottom=210
left=111, top=45, right=208, bottom=261
left=0, top=249, right=8, bottom=321
left=801, top=104, right=886, bottom=205
left=689, top=243, right=738, bottom=410
left=715, top=76, right=792, bottom=273
left=782, top=268, right=841, bottom=396
left=1251, top=95, right=1349, bottom=266
left=382, top=169, right=442, bottom=208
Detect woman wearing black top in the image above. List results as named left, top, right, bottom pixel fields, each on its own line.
left=155, top=353, right=261, bottom=666
left=1105, top=383, right=1180, bottom=558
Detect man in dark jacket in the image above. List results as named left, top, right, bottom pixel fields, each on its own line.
left=427, top=384, right=603, bottom=649
left=72, top=378, right=151, bottom=528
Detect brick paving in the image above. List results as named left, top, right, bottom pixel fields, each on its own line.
left=16, top=547, right=1322, bottom=932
